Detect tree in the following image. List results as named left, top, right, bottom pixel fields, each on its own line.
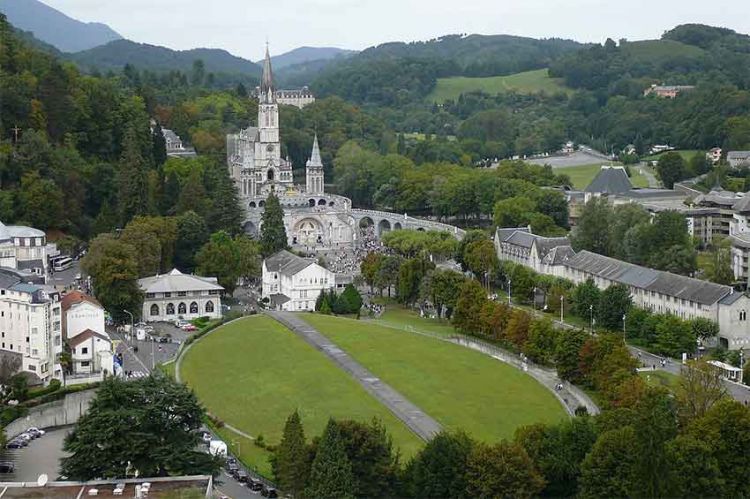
left=525, top=318, right=558, bottom=364
left=305, top=419, right=355, bottom=499
left=335, top=284, right=363, bottom=315
left=691, top=317, right=719, bottom=342
left=465, top=441, right=545, bottom=499
left=555, top=328, right=588, bottom=382
left=175, top=211, right=209, bottom=271
left=704, top=237, right=733, bottom=284
left=120, top=225, right=162, bottom=277
left=404, top=431, right=474, bottom=499
left=456, top=230, right=489, bottom=272
left=196, top=231, right=240, bottom=294
left=570, top=197, right=611, bottom=255
left=493, top=196, right=536, bottom=228
left=175, top=168, right=209, bottom=217
left=677, top=360, right=729, bottom=423
left=572, top=279, right=601, bottom=321
left=419, top=269, right=465, bottom=319
left=689, top=151, right=712, bottom=176
left=464, top=239, right=498, bottom=289
left=235, top=235, right=262, bottom=284
left=209, top=171, right=243, bottom=235
left=578, top=426, right=639, bottom=499
left=656, top=151, right=687, bottom=189
left=273, top=410, right=309, bottom=497
left=18, top=171, right=64, bottom=230
left=81, top=234, right=143, bottom=323
left=118, top=126, right=150, bottom=225
left=259, top=192, right=289, bottom=257
left=666, top=435, right=725, bottom=498
left=360, top=252, right=383, bottom=292
left=397, top=258, right=432, bottom=305
left=335, top=419, right=400, bottom=498
left=596, top=284, right=631, bottom=331
left=152, top=122, right=167, bottom=166
left=515, top=418, right=597, bottom=497
left=453, top=279, right=488, bottom=334
left=374, top=256, right=401, bottom=297
left=61, top=376, right=221, bottom=480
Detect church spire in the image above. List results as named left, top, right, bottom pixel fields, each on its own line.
left=307, top=134, right=322, bottom=167
left=260, top=43, right=274, bottom=101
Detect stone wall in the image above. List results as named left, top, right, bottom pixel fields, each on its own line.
left=4, top=389, right=96, bottom=439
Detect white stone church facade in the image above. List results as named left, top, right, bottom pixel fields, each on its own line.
left=227, top=47, right=357, bottom=249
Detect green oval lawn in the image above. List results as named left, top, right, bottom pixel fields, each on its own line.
left=303, top=314, right=567, bottom=442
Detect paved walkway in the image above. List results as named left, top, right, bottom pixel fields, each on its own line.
left=267, top=311, right=442, bottom=441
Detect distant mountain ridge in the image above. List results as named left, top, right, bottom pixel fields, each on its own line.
left=260, top=46, right=356, bottom=69
left=69, top=39, right=262, bottom=77
left=0, top=0, right=122, bottom=52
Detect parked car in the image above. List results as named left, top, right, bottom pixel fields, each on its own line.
left=0, top=462, right=14, bottom=473
left=249, top=480, right=264, bottom=492
left=16, top=433, right=33, bottom=442
left=181, top=324, right=197, bottom=332
left=236, top=471, right=249, bottom=483
left=26, top=427, right=45, bottom=438
left=6, top=440, right=24, bottom=449
left=158, top=336, right=170, bottom=343
left=261, top=486, right=278, bottom=498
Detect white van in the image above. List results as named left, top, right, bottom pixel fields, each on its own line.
left=135, top=328, right=147, bottom=341
left=209, top=440, right=227, bottom=457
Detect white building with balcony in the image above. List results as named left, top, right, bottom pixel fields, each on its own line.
left=0, top=269, right=62, bottom=384
left=138, top=269, right=224, bottom=322
left=0, top=222, right=49, bottom=277
left=61, top=291, right=113, bottom=380
left=262, top=250, right=334, bottom=311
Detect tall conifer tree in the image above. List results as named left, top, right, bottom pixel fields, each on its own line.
left=274, top=410, right=309, bottom=496
left=305, top=419, right=355, bottom=499
left=260, top=192, right=289, bottom=257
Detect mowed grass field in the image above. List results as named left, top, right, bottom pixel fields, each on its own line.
left=555, top=163, right=650, bottom=190
left=180, top=315, right=423, bottom=474
left=428, top=68, right=570, bottom=102
left=303, top=314, right=567, bottom=442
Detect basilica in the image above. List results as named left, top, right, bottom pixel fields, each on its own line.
left=227, top=47, right=357, bottom=248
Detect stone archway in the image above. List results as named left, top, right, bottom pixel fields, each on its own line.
left=309, top=199, right=316, bottom=207
left=318, top=199, right=326, bottom=206
left=294, top=218, right=324, bottom=247
left=359, top=217, right=374, bottom=228
left=243, top=221, right=257, bottom=235
left=249, top=201, right=257, bottom=208
left=394, top=222, right=402, bottom=230
left=378, top=219, right=392, bottom=235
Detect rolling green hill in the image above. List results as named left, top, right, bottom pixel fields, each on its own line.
left=620, top=39, right=706, bottom=62
left=427, top=68, right=570, bottom=102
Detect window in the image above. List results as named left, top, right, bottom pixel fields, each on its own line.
left=26, top=337, right=29, bottom=343
left=178, top=303, right=187, bottom=314
left=54, top=335, right=61, bottom=346
left=82, top=347, right=88, bottom=354
left=81, top=361, right=90, bottom=368
left=190, top=302, right=198, bottom=314
left=151, top=304, right=160, bottom=316
left=209, top=290, right=219, bottom=295
left=205, top=301, right=215, bottom=313
left=146, top=293, right=155, bottom=299
left=164, top=292, right=172, bottom=298
left=28, top=365, right=35, bottom=371
left=32, top=349, right=38, bottom=356
left=166, top=303, right=175, bottom=315
left=178, top=292, right=187, bottom=297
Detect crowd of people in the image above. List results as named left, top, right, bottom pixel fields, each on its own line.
left=321, top=226, right=392, bottom=275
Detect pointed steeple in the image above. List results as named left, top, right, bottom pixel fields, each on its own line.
left=260, top=43, right=274, bottom=101
left=307, top=134, right=322, bottom=167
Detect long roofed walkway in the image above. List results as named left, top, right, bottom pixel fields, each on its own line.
left=266, top=311, right=442, bottom=441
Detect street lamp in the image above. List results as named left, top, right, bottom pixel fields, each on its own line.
left=123, top=309, right=134, bottom=342
left=589, top=304, right=594, bottom=334
left=507, top=279, right=512, bottom=305
left=623, top=313, right=627, bottom=339
left=560, top=295, right=564, bottom=324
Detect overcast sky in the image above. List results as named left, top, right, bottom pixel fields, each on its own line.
left=44, top=0, right=748, bottom=61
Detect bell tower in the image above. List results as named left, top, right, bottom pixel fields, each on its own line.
left=306, top=134, right=325, bottom=195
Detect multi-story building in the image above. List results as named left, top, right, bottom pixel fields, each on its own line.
left=0, top=268, right=62, bottom=384
left=275, top=87, right=315, bottom=109
left=728, top=151, right=750, bottom=169
left=138, top=269, right=223, bottom=322
left=61, top=291, right=113, bottom=380
left=494, top=227, right=750, bottom=350
left=262, top=250, right=335, bottom=311
left=161, top=128, right=197, bottom=158
left=0, top=222, right=49, bottom=277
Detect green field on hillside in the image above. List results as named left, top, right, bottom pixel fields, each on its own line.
left=621, top=39, right=705, bottom=63
left=554, top=164, right=649, bottom=190
left=304, top=314, right=567, bottom=442
left=180, top=315, right=422, bottom=475
left=643, top=150, right=701, bottom=162
left=428, top=68, right=570, bottom=102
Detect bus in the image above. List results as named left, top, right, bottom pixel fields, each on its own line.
left=52, top=257, right=73, bottom=272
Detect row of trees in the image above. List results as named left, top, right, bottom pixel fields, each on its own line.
left=571, top=198, right=698, bottom=276
left=272, top=358, right=746, bottom=498
left=315, top=286, right=364, bottom=316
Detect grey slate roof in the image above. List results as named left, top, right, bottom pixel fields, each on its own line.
left=495, top=227, right=529, bottom=243
left=265, top=250, right=314, bottom=276
left=138, top=269, right=223, bottom=294
left=694, top=190, right=739, bottom=207
left=727, top=151, right=750, bottom=161
left=564, top=250, right=731, bottom=305
left=504, top=230, right=536, bottom=249
left=584, top=166, right=633, bottom=195
left=543, top=245, right=576, bottom=265
left=732, top=195, right=750, bottom=213
left=534, top=237, right=571, bottom=258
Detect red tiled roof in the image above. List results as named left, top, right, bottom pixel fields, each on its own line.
left=68, top=329, right=110, bottom=347
left=61, top=290, right=102, bottom=312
